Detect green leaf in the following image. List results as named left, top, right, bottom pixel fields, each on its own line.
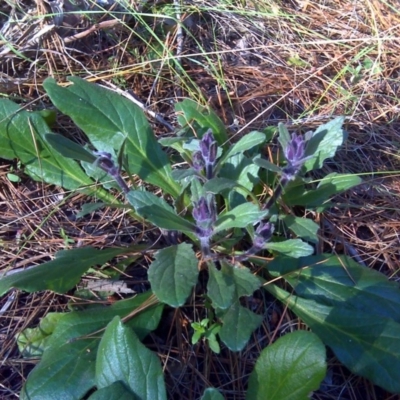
left=285, top=255, right=400, bottom=322
left=192, top=330, right=203, bottom=345
left=17, top=312, right=65, bottom=357
left=283, top=173, right=362, bottom=207
left=246, top=331, right=326, bottom=400
left=280, top=215, right=319, bottom=244
left=303, top=117, right=345, bottom=171
left=224, top=261, right=261, bottom=297
left=266, top=255, right=400, bottom=394
left=211, top=262, right=263, bottom=350
left=237, top=157, right=260, bottom=191
left=204, top=177, right=238, bottom=193
left=175, top=99, right=228, bottom=146
left=217, top=301, right=263, bottom=351
left=171, top=168, right=197, bottom=181
left=45, top=133, right=97, bottom=163
left=44, top=77, right=180, bottom=197
left=190, top=177, right=205, bottom=204
left=7, top=173, right=21, bottom=182
left=81, top=159, right=120, bottom=191
left=88, top=382, right=137, bottom=400
left=76, top=203, right=106, bottom=218
left=218, top=153, right=260, bottom=202
left=218, top=131, right=266, bottom=165
left=38, top=109, right=57, bottom=127
left=207, top=262, right=260, bottom=310
left=207, top=263, right=235, bottom=309
left=0, top=99, right=93, bottom=190
left=158, top=136, right=188, bottom=148
left=266, top=239, right=314, bottom=258
left=0, top=247, right=126, bottom=296
left=96, top=316, right=167, bottom=400
left=254, top=158, right=282, bottom=173
left=21, top=292, right=162, bottom=400
left=148, top=243, right=199, bottom=307
left=207, top=336, right=221, bottom=354
left=21, top=330, right=98, bottom=400
left=214, top=203, right=268, bottom=233
left=201, top=388, right=225, bottom=400
left=265, top=254, right=324, bottom=277
left=277, top=123, right=291, bottom=153
left=127, top=190, right=196, bottom=233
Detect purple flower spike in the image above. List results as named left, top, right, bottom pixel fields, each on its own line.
left=284, top=133, right=305, bottom=167
left=253, top=222, right=275, bottom=250
left=282, top=133, right=308, bottom=181
left=199, top=130, right=216, bottom=161
left=199, top=130, right=218, bottom=179
left=193, top=197, right=209, bottom=224
left=192, top=194, right=216, bottom=240
left=192, top=194, right=217, bottom=257
left=193, top=195, right=216, bottom=225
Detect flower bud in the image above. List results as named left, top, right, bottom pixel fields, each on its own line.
left=284, top=133, right=305, bottom=167
left=193, top=195, right=216, bottom=224
left=253, top=222, right=275, bottom=250
left=199, top=130, right=218, bottom=179
left=192, top=151, right=205, bottom=172
left=192, top=195, right=216, bottom=239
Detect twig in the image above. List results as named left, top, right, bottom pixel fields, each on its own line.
left=63, top=19, right=120, bottom=44
left=100, top=81, right=174, bottom=131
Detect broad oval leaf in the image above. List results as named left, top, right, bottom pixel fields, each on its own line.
left=285, top=255, right=400, bottom=324
left=218, top=153, right=259, bottom=192
left=218, top=131, right=266, bottom=165
left=0, top=247, right=126, bottom=296
left=88, top=381, right=137, bottom=400
left=246, top=330, right=327, bottom=400
left=0, top=100, right=94, bottom=190
left=148, top=243, right=199, bottom=307
left=225, top=261, right=261, bottom=297
left=266, top=239, right=314, bottom=258
left=266, top=256, right=400, bottom=394
left=43, top=77, right=180, bottom=197
left=217, top=302, right=263, bottom=351
left=207, top=263, right=236, bottom=309
left=280, top=215, right=319, bottom=244
left=214, top=203, right=268, bottom=233
left=96, top=316, right=167, bottom=400
left=21, top=333, right=98, bottom=400
left=303, top=117, right=345, bottom=172
left=127, top=190, right=196, bottom=233
left=21, top=292, right=163, bottom=400
left=16, top=312, right=65, bottom=357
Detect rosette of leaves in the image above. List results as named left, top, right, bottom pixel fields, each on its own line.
left=0, top=77, right=399, bottom=399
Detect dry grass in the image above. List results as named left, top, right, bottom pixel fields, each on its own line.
left=1, top=0, right=400, bottom=398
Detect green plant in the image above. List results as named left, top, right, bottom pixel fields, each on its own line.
left=191, top=299, right=221, bottom=354
left=1, top=76, right=399, bottom=399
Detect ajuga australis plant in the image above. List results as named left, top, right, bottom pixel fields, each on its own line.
left=1, top=77, right=400, bottom=399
